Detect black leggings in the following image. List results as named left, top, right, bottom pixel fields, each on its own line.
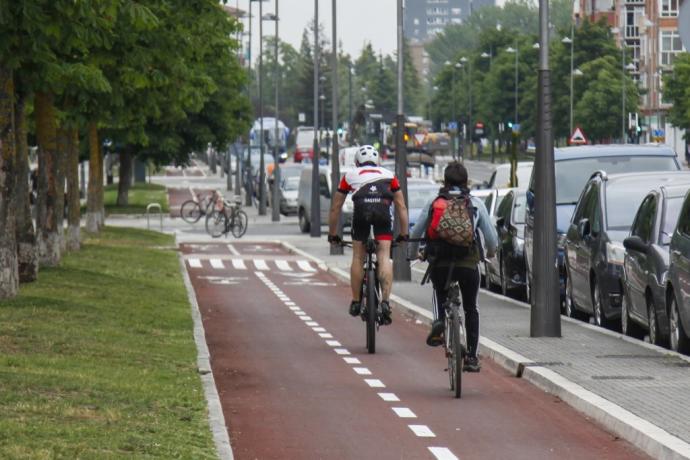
left=431, top=265, right=480, bottom=358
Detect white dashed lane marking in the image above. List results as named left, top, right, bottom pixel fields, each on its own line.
left=209, top=259, right=224, bottom=269
left=343, top=357, right=361, bottom=364
left=334, top=348, right=351, bottom=355
left=378, top=393, right=400, bottom=402
left=253, top=260, right=270, bottom=271
left=408, top=425, right=435, bottom=438
left=428, top=447, right=459, bottom=460
left=231, top=259, right=247, bottom=270
left=319, top=333, right=333, bottom=339
left=325, top=340, right=342, bottom=347
left=353, top=367, right=372, bottom=375
left=392, top=407, right=417, bottom=418
left=364, top=379, right=385, bottom=388
left=275, top=260, right=293, bottom=271
left=297, top=260, right=317, bottom=272
left=188, top=258, right=202, bottom=268
left=312, top=327, right=326, bottom=332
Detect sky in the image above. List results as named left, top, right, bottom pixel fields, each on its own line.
left=233, top=0, right=398, bottom=61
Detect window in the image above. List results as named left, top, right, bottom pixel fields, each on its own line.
left=497, top=192, right=513, bottom=223
left=630, top=195, right=657, bottom=243
left=677, top=195, right=690, bottom=236
left=660, top=0, right=679, bottom=16
left=660, top=30, right=683, bottom=67
left=572, top=183, right=593, bottom=225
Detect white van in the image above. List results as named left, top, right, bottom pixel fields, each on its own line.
left=297, top=166, right=353, bottom=233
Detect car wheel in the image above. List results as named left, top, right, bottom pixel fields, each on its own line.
left=564, top=270, right=586, bottom=320
left=647, top=296, right=663, bottom=346
left=621, top=290, right=645, bottom=339
left=298, top=209, right=310, bottom=233
left=591, top=279, right=614, bottom=329
left=669, top=293, right=690, bottom=353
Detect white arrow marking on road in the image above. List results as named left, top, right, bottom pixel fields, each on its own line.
left=210, top=259, right=224, bottom=269
left=408, top=425, right=435, bottom=437
left=297, top=260, right=317, bottom=272
left=378, top=393, right=400, bottom=402
left=364, top=379, right=385, bottom=388
left=428, top=447, right=458, bottom=460
left=392, top=407, right=416, bottom=418
left=253, top=260, right=269, bottom=271
left=275, top=260, right=293, bottom=271
left=188, top=258, right=202, bottom=268
left=231, top=259, right=247, bottom=270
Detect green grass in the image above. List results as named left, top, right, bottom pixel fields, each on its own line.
left=0, top=227, right=216, bottom=459
left=103, top=183, right=169, bottom=215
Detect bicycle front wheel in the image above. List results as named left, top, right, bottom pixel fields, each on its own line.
left=452, top=312, right=463, bottom=398
left=366, top=269, right=377, bottom=354
left=205, top=210, right=228, bottom=238
left=231, top=210, right=248, bottom=238
left=180, top=200, right=202, bottom=224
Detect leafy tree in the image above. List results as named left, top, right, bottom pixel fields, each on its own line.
left=663, top=53, right=690, bottom=133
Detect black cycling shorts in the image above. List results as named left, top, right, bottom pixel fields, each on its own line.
left=351, top=205, right=393, bottom=242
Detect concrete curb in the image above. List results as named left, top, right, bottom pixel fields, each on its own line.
left=177, top=248, right=234, bottom=460
left=281, top=241, right=690, bottom=460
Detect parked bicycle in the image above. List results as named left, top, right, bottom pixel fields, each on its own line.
left=205, top=195, right=248, bottom=238
left=180, top=189, right=221, bottom=224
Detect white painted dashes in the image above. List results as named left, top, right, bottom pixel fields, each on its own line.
left=408, top=425, right=435, bottom=437
left=289, top=306, right=301, bottom=311
left=297, top=260, right=316, bottom=272
left=428, top=447, right=459, bottom=460
left=325, top=340, right=342, bottom=347
left=312, top=327, right=326, bottom=332
left=306, top=321, right=319, bottom=327
left=353, top=367, right=372, bottom=376
left=253, top=259, right=270, bottom=271
left=188, top=258, right=202, bottom=268
left=364, top=379, right=385, bottom=388
left=343, top=357, right=361, bottom=364
left=378, top=393, right=400, bottom=402
left=392, top=407, right=416, bottom=418
left=319, top=333, right=333, bottom=339
left=275, top=260, right=292, bottom=271
left=231, top=259, right=247, bottom=270
left=334, top=348, right=351, bottom=355
left=209, top=259, right=224, bottom=269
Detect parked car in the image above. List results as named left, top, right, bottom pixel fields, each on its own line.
left=564, top=171, right=690, bottom=328
left=472, top=188, right=510, bottom=287
left=297, top=166, right=353, bottom=233
left=666, top=190, right=690, bottom=353
left=406, top=179, right=439, bottom=230
left=486, top=189, right=527, bottom=297
left=622, top=182, right=690, bottom=344
left=525, top=144, right=682, bottom=306
left=269, top=164, right=306, bottom=216
left=477, top=161, right=533, bottom=190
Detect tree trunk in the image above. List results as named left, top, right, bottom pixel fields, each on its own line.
left=0, top=67, right=19, bottom=298
left=14, top=90, right=38, bottom=282
left=66, top=127, right=80, bottom=251
left=34, top=91, right=61, bottom=267
left=116, top=149, right=132, bottom=206
left=86, top=121, right=102, bottom=233
left=56, top=126, right=68, bottom=252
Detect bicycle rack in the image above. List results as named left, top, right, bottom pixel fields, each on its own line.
left=146, top=202, right=163, bottom=231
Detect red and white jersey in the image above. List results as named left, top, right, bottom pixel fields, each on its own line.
left=337, top=166, right=400, bottom=195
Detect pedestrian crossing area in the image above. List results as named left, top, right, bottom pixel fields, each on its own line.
left=186, top=257, right=321, bottom=273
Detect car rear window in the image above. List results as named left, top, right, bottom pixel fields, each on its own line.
left=606, top=185, right=661, bottom=231
left=555, top=156, right=678, bottom=205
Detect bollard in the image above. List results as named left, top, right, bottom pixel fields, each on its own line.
left=146, top=203, right=163, bottom=231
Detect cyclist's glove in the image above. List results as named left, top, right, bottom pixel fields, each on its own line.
left=395, top=234, right=409, bottom=244
left=328, top=234, right=342, bottom=245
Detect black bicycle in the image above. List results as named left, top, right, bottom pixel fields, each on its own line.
left=205, top=196, right=248, bottom=238
left=180, top=190, right=220, bottom=224
left=443, top=281, right=466, bottom=398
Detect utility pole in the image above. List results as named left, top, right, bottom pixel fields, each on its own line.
left=245, top=0, right=255, bottom=207
left=271, top=2, right=281, bottom=222
left=258, top=0, right=267, bottom=216
left=310, top=0, right=321, bottom=238
left=393, top=0, right=410, bottom=281
left=330, top=0, right=343, bottom=255
left=531, top=0, right=561, bottom=337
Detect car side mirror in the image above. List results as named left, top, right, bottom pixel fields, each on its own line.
left=495, top=216, right=506, bottom=228
left=578, top=218, right=591, bottom=239
left=526, top=190, right=534, bottom=210
left=623, top=236, right=649, bottom=254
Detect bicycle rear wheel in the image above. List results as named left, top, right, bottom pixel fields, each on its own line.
left=205, top=210, right=227, bottom=238
left=452, top=311, right=463, bottom=398
left=366, top=268, right=377, bottom=354
left=180, top=200, right=202, bottom=224
left=231, top=210, right=248, bottom=238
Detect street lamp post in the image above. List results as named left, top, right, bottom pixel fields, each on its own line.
left=258, top=0, right=267, bottom=216
left=562, top=26, right=574, bottom=135
left=393, top=0, right=410, bottom=281
left=310, top=0, right=321, bottom=238
left=245, top=0, right=261, bottom=207
left=481, top=51, right=495, bottom=162
left=348, top=64, right=354, bottom=129
left=263, top=6, right=280, bottom=222
left=460, top=56, right=472, bottom=157
left=445, top=60, right=462, bottom=158
left=330, top=0, right=343, bottom=255
left=506, top=43, right=519, bottom=125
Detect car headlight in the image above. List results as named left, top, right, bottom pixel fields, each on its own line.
left=606, top=242, right=625, bottom=266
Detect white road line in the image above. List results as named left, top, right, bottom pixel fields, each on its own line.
left=392, top=407, right=416, bottom=418
left=299, top=316, right=313, bottom=321
left=275, top=260, right=293, bottom=271
left=227, top=244, right=240, bottom=256
left=306, top=321, right=319, bottom=327
left=293, top=310, right=305, bottom=315
left=408, top=425, right=435, bottom=437
left=343, top=357, right=361, bottom=364
left=378, top=393, right=400, bottom=402
left=325, top=340, right=341, bottom=347
left=253, top=260, right=269, bottom=271
left=188, top=258, right=202, bottom=268
left=289, top=306, right=301, bottom=311
left=428, top=447, right=458, bottom=460
left=334, top=348, right=350, bottom=355
left=364, top=379, right=385, bottom=388
left=318, top=333, right=333, bottom=339
left=296, top=260, right=317, bottom=272
left=285, top=301, right=296, bottom=306
left=353, top=367, right=372, bottom=375
left=231, top=259, right=247, bottom=270
left=209, top=259, right=224, bottom=269
left=312, top=327, right=326, bottom=332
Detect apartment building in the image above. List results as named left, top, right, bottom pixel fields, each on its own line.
left=576, top=0, right=686, bottom=150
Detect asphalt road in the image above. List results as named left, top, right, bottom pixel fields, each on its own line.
left=183, top=241, right=648, bottom=460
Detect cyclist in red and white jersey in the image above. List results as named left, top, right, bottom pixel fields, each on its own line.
left=328, top=145, right=409, bottom=324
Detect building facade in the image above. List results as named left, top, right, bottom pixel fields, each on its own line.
left=576, top=0, right=685, bottom=149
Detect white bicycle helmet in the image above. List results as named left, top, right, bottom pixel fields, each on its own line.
left=355, top=145, right=380, bottom=166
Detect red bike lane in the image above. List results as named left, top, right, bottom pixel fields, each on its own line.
left=183, top=242, right=648, bottom=460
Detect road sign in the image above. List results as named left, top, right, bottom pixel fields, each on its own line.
left=448, top=121, right=458, bottom=131
left=569, top=126, right=588, bottom=145
left=414, top=133, right=426, bottom=144
left=511, top=123, right=521, bottom=134
left=474, top=122, right=485, bottom=137
left=680, top=0, right=690, bottom=50
left=298, top=112, right=306, bottom=123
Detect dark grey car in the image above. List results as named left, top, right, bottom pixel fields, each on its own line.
left=564, top=171, right=690, bottom=329
left=621, top=184, right=690, bottom=345
left=667, top=190, right=690, bottom=353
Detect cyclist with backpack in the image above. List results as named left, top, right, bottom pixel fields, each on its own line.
left=409, top=162, right=497, bottom=372
left=328, top=145, right=409, bottom=325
